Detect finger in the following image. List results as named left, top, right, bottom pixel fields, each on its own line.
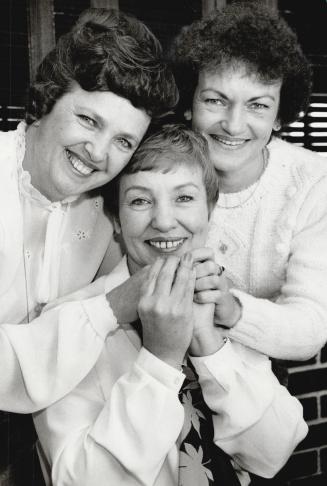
left=141, top=257, right=166, bottom=296
left=152, top=255, right=181, bottom=296
left=190, top=247, right=215, bottom=265
left=195, top=275, right=223, bottom=292
left=194, top=260, right=221, bottom=279
left=193, top=289, right=223, bottom=304
left=172, top=253, right=195, bottom=301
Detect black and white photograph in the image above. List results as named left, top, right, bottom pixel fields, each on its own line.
left=0, top=1, right=327, bottom=485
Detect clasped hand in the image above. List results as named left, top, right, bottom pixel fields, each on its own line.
left=138, top=249, right=241, bottom=369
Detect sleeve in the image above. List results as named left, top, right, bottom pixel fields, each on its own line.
left=0, top=294, right=116, bottom=413
left=227, top=176, right=327, bottom=360
left=190, top=340, right=308, bottom=478
left=34, top=348, right=185, bottom=486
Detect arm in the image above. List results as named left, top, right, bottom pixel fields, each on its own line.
left=34, top=348, right=185, bottom=486
left=226, top=177, right=327, bottom=359
left=34, top=255, right=196, bottom=485
left=190, top=340, right=308, bottom=478
left=0, top=294, right=116, bottom=413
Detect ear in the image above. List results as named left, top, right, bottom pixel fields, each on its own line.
left=113, top=217, right=121, bottom=235
left=184, top=109, right=192, bottom=121
left=273, top=119, right=281, bottom=132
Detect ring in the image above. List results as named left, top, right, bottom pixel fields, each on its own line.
left=217, top=265, right=225, bottom=276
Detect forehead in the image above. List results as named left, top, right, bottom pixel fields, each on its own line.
left=120, top=163, right=206, bottom=193
left=198, top=65, right=282, bottom=94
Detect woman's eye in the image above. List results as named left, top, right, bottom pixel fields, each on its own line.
left=205, top=98, right=224, bottom=106
left=117, top=138, right=133, bottom=151
left=249, top=102, right=269, bottom=110
left=78, top=114, right=96, bottom=126
left=130, top=198, right=150, bottom=207
left=177, top=195, right=193, bottom=203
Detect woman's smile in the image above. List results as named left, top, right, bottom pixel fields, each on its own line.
left=146, top=237, right=187, bottom=252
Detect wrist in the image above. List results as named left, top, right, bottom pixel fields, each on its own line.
left=216, top=295, right=242, bottom=328
left=190, top=327, right=225, bottom=357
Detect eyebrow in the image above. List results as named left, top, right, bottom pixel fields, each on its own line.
left=123, top=182, right=202, bottom=195
left=201, top=88, right=277, bottom=102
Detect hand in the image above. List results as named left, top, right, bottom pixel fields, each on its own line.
left=106, top=266, right=149, bottom=323
left=192, top=247, right=241, bottom=328
left=138, top=254, right=195, bottom=369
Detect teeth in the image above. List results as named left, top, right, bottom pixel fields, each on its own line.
left=148, top=239, right=184, bottom=250
left=211, top=136, right=246, bottom=146
left=66, top=151, right=94, bottom=176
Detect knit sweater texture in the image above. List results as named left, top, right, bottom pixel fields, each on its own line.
left=207, top=138, right=327, bottom=360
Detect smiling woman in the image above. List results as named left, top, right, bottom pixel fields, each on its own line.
left=0, top=7, right=178, bottom=484
left=0, top=6, right=177, bottom=413
left=169, top=2, right=327, bottom=365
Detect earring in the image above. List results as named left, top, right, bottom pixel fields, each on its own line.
left=184, top=110, right=192, bottom=121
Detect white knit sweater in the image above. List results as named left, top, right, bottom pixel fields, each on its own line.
left=207, top=138, right=327, bottom=360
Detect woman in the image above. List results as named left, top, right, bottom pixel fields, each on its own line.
left=0, top=7, right=177, bottom=412
left=34, top=125, right=307, bottom=486
left=170, top=3, right=327, bottom=360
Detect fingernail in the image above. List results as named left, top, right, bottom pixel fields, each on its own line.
left=182, top=252, right=193, bottom=264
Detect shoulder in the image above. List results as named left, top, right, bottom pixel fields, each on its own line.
left=268, top=138, right=327, bottom=189
left=0, top=124, right=25, bottom=171
left=269, top=138, right=327, bottom=171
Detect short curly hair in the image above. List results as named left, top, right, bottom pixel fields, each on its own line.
left=103, top=123, right=219, bottom=219
left=26, top=8, right=178, bottom=124
left=170, top=2, right=312, bottom=127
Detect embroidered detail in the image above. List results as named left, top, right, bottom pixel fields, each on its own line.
left=218, top=241, right=228, bottom=254
left=75, top=230, right=90, bottom=240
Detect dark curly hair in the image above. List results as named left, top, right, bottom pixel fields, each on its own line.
left=104, top=123, right=219, bottom=219
left=26, top=8, right=178, bottom=124
left=169, top=2, right=312, bottom=127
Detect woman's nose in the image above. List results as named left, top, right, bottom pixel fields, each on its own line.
left=221, top=106, right=245, bottom=135
left=84, top=136, right=109, bottom=166
left=151, top=204, right=177, bottom=232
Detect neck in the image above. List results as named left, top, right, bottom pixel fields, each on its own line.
left=218, top=149, right=267, bottom=193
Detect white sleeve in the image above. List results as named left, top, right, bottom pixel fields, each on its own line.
left=227, top=177, right=327, bottom=360
left=0, top=294, right=115, bottom=413
left=190, top=340, right=308, bottom=478
left=34, top=348, right=185, bottom=486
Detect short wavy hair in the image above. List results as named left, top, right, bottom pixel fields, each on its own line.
left=170, top=2, right=312, bottom=127
left=104, top=123, right=219, bottom=219
left=26, top=8, right=178, bottom=124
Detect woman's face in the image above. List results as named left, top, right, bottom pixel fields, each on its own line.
left=117, top=162, right=209, bottom=274
left=191, top=65, right=282, bottom=189
left=26, top=83, right=150, bottom=202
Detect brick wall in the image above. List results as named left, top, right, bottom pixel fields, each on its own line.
left=270, top=343, right=327, bottom=485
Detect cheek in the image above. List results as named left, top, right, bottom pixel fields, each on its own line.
left=120, top=213, right=147, bottom=239
left=187, top=210, right=208, bottom=239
